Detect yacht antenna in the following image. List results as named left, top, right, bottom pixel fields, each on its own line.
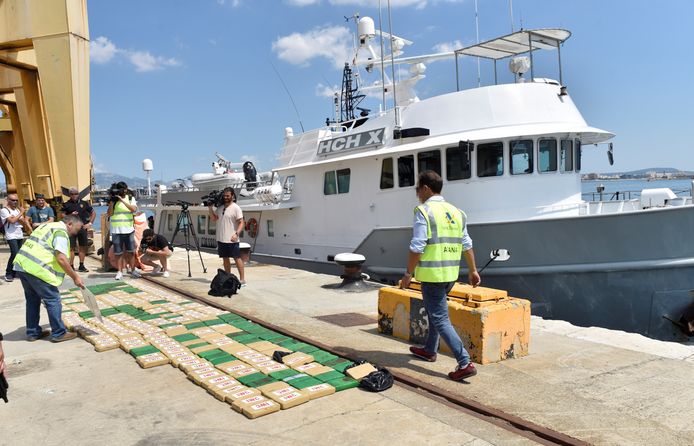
left=270, top=60, right=305, bottom=132
left=340, top=63, right=365, bottom=122
left=378, top=0, right=387, bottom=111
left=509, top=0, right=514, bottom=32
left=474, top=0, right=481, bottom=87
left=386, top=0, right=400, bottom=128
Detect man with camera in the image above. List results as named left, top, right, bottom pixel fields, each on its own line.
left=140, top=229, right=172, bottom=278
left=107, top=182, right=138, bottom=280
left=208, top=187, right=246, bottom=285
left=60, top=187, right=96, bottom=272
left=1, top=193, right=26, bottom=282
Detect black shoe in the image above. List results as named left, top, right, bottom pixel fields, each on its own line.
left=78, top=264, right=89, bottom=273
left=27, top=329, right=51, bottom=342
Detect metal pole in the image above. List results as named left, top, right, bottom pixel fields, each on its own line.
left=378, top=0, right=387, bottom=111
left=494, top=60, right=498, bottom=85
left=509, top=0, right=514, bottom=32
left=528, top=32, right=534, bottom=81
left=455, top=52, right=460, bottom=91
left=387, top=0, right=399, bottom=124
left=557, top=40, right=563, bottom=86
left=474, top=0, right=481, bottom=87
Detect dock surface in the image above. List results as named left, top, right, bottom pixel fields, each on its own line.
left=1, top=244, right=693, bottom=445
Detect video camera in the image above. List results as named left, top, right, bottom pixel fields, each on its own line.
left=201, top=190, right=225, bottom=207
left=109, top=182, right=132, bottom=202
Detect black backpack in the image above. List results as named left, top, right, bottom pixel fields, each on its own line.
left=208, top=269, right=241, bottom=297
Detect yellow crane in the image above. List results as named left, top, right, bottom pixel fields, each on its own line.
left=0, top=0, right=91, bottom=204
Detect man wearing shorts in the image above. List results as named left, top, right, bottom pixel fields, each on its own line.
left=107, top=182, right=137, bottom=280
left=208, top=187, right=246, bottom=285
left=60, top=187, right=95, bottom=272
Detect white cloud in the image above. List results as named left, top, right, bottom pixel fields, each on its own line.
left=286, top=0, right=463, bottom=8
left=315, top=83, right=339, bottom=97
left=285, top=0, right=320, bottom=5
left=273, top=25, right=352, bottom=69
left=90, top=36, right=180, bottom=73
left=128, top=51, right=180, bottom=72
left=217, top=0, right=242, bottom=6
left=432, top=39, right=463, bottom=53
left=90, top=36, right=118, bottom=64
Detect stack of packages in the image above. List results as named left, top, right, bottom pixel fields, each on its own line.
left=60, top=282, right=378, bottom=419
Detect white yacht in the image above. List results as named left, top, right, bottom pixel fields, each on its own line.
left=149, top=19, right=694, bottom=342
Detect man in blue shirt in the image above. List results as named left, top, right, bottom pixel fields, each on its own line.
left=26, top=194, right=55, bottom=229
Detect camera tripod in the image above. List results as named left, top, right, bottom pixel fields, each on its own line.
left=169, top=201, right=207, bottom=277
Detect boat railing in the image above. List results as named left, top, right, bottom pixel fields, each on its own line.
left=581, top=188, right=692, bottom=202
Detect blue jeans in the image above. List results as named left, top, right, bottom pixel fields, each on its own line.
left=17, top=271, right=67, bottom=339
left=6, top=238, right=24, bottom=277
left=422, top=282, right=471, bottom=367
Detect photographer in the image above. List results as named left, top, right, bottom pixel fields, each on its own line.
left=1, top=193, right=26, bottom=282
left=208, top=187, right=246, bottom=285
left=106, top=182, right=138, bottom=280
left=140, top=229, right=172, bottom=278
left=60, top=187, right=95, bottom=272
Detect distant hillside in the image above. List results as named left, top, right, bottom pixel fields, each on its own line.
left=610, top=167, right=693, bottom=176
left=94, top=172, right=149, bottom=189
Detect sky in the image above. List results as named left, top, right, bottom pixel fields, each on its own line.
left=51, top=0, right=694, bottom=180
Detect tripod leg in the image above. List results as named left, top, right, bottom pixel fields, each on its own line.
left=185, top=211, right=207, bottom=274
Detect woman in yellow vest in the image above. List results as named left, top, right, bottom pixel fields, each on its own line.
left=400, top=170, right=481, bottom=382
left=13, top=214, right=85, bottom=343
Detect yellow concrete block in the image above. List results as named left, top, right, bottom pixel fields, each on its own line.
left=378, top=285, right=530, bottom=365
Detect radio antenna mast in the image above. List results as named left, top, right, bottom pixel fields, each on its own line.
left=270, top=60, right=305, bottom=132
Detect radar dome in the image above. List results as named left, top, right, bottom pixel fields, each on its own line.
left=509, top=56, right=531, bottom=75
left=142, top=158, right=153, bottom=172
left=358, top=17, right=375, bottom=39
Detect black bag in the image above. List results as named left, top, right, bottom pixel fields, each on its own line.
left=359, top=368, right=394, bottom=392
left=272, top=350, right=291, bottom=363
left=208, top=269, right=241, bottom=297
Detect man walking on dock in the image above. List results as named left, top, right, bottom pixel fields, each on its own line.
left=400, top=170, right=480, bottom=382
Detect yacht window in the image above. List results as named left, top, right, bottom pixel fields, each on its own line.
left=336, top=168, right=351, bottom=193
left=446, top=143, right=472, bottom=180
left=267, top=219, right=274, bottom=237
left=574, top=139, right=582, bottom=172
left=324, top=169, right=350, bottom=195
left=510, top=140, right=534, bottom=175
left=197, top=215, right=207, bottom=235
left=477, top=142, right=504, bottom=177
left=538, top=138, right=558, bottom=172
left=418, top=150, right=442, bottom=176
left=167, top=213, right=173, bottom=231
left=283, top=175, right=296, bottom=200
left=380, top=158, right=394, bottom=189
left=324, top=171, right=337, bottom=195
left=560, top=139, right=573, bottom=172
left=398, top=155, right=415, bottom=187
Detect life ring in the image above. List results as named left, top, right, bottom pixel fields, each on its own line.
left=246, top=218, right=258, bottom=238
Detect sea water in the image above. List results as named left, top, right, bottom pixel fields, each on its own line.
left=581, top=178, right=693, bottom=201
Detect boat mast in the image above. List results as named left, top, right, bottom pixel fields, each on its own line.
left=378, top=0, right=387, bottom=111
left=386, top=0, right=400, bottom=129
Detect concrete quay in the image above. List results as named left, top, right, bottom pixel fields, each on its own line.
left=1, top=244, right=693, bottom=445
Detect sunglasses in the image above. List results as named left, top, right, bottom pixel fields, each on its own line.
left=8, top=199, right=18, bottom=202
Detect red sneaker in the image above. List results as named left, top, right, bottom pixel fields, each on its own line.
left=449, top=362, right=477, bottom=381
left=409, top=346, right=437, bottom=362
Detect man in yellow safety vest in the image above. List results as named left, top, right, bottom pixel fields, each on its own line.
left=13, top=214, right=85, bottom=342
left=400, top=170, right=480, bottom=382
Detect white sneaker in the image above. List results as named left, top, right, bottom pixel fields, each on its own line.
left=115, top=271, right=123, bottom=280
left=240, top=280, right=247, bottom=287
left=162, top=271, right=170, bottom=278
left=131, top=268, right=142, bottom=278
left=152, top=265, right=162, bottom=274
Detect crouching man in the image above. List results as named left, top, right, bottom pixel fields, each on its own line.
left=13, top=214, right=85, bottom=343
left=140, top=229, right=172, bottom=278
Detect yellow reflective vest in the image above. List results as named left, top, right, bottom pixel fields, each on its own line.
left=13, top=222, right=68, bottom=286
left=110, top=198, right=134, bottom=230
left=414, top=200, right=465, bottom=283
